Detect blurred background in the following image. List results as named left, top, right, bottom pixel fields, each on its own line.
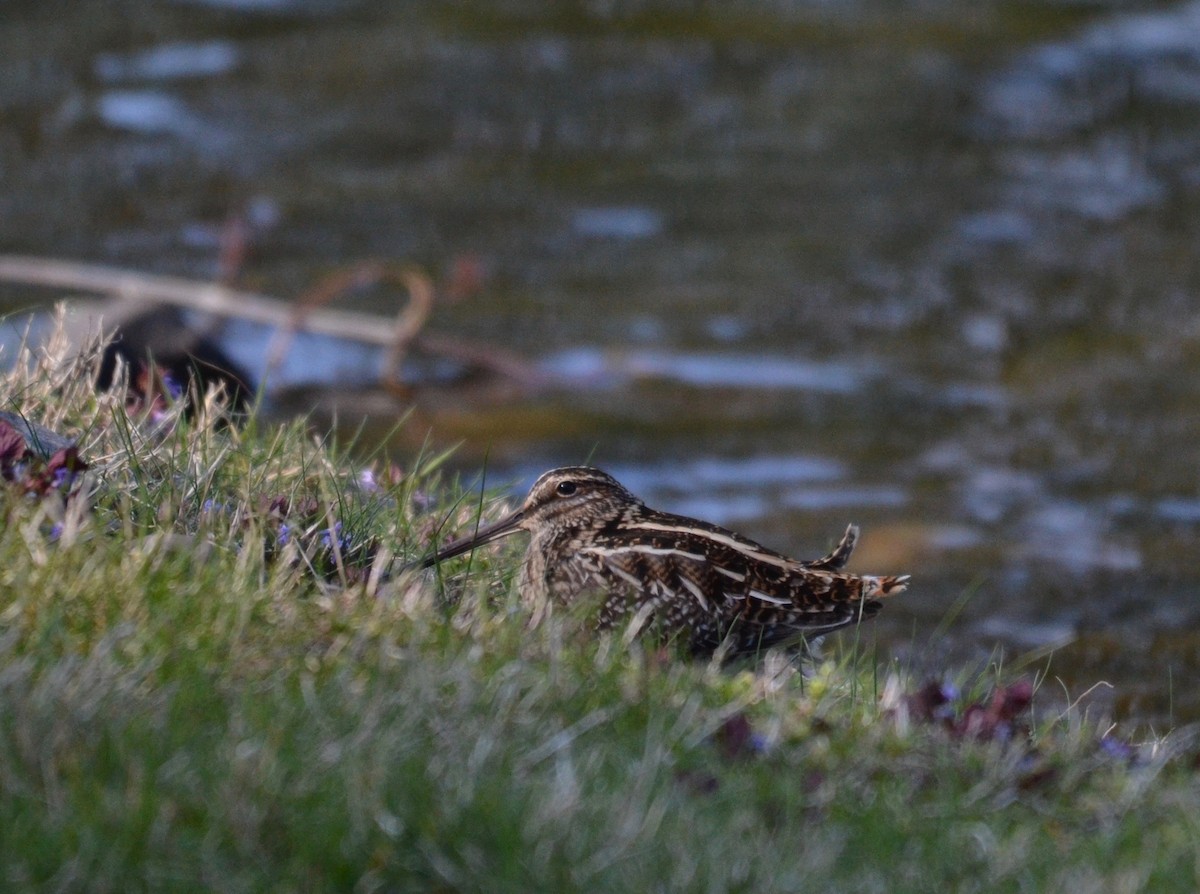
left=3, top=0, right=1200, bottom=724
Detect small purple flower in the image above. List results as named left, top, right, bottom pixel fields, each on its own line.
left=162, top=372, right=184, bottom=401
left=277, top=523, right=290, bottom=545
left=48, top=522, right=63, bottom=542
left=932, top=683, right=960, bottom=721
left=320, top=521, right=351, bottom=552
left=1099, top=737, right=1137, bottom=762
left=203, top=499, right=228, bottom=516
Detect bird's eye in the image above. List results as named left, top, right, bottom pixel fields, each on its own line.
left=556, top=481, right=578, bottom=497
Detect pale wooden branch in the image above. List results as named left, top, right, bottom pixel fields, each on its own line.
left=0, top=255, right=551, bottom=389
left=0, top=255, right=397, bottom=344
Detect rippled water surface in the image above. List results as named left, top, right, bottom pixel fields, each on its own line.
left=5, top=0, right=1200, bottom=724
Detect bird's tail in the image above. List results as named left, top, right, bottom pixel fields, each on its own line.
left=805, top=524, right=859, bottom=571
left=861, top=574, right=910, bottom=599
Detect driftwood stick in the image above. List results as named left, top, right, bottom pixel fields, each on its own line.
left=0, top=255, right=405, bottom=346
left=0, top=255, right=551, bottom=387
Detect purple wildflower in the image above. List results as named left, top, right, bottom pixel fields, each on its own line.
left=320, top=521, right=351, bottom=552
left=358, top=468, right=379, bottom=493
left=162, top=372, right=184, bottom=401
left=1099, top=737, right=1137, bottom=762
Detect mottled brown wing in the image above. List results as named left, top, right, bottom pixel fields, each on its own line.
left=570, top=513, right=905, bottom=657
left=554, top=535, right=723, bottom=640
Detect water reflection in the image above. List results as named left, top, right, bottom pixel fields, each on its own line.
left=94, top=41, right=240, bottom=83
left=543, top=347, right=868, bottom=392
left=95, top=91, right=216, bottom=141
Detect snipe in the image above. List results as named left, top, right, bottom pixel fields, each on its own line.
left=417, top=466, right=909, bottom=658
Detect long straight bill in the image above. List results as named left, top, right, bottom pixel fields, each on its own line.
left=420, top=509, right=526, bottom=568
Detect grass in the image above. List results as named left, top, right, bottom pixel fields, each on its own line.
left=1, top=317, right=1198, bottom=892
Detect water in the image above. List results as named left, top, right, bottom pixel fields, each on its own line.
left=4, top=0, right=1200, bottom=725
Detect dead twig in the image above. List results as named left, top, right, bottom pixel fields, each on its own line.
left=262, top=261, right=434, bottom=389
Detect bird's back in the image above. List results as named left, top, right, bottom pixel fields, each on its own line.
left=541, top=508, right=907, bottom=658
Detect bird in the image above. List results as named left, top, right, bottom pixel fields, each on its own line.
left=416, top=466, right=909, bottom=659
